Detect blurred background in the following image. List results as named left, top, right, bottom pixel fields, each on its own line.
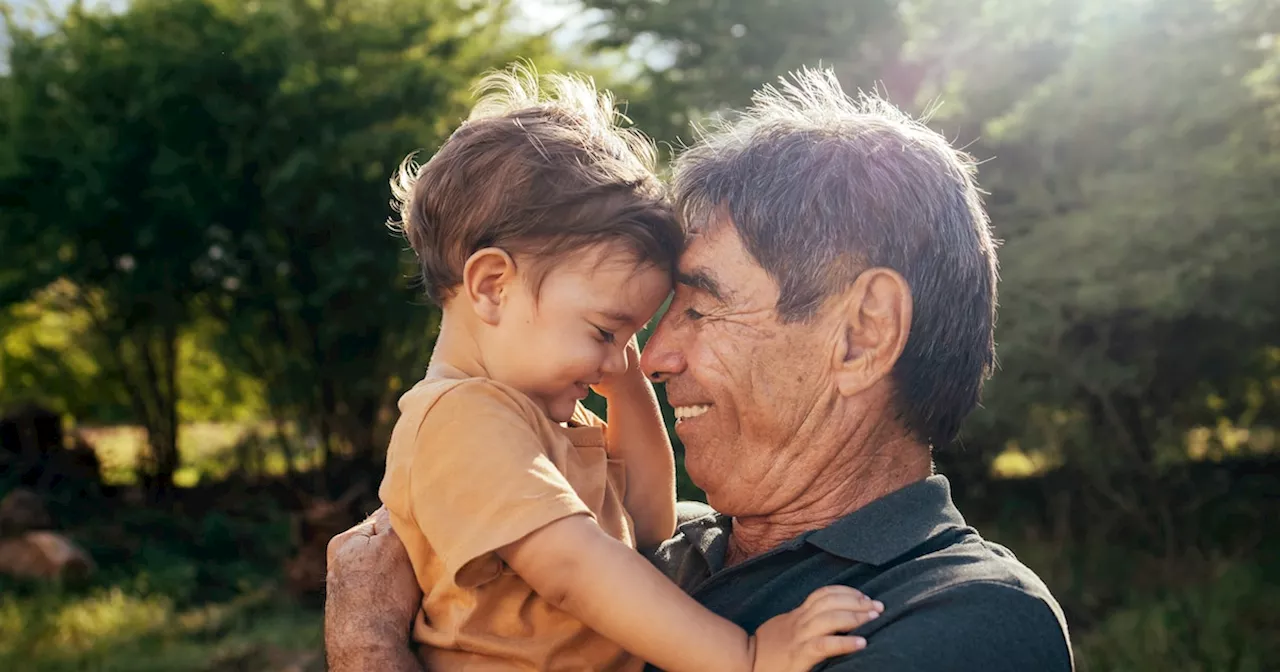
left=1, top=0, right=1277, bottom=670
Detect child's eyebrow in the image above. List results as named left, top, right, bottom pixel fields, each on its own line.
left=598, top=310, right=639, bottom=329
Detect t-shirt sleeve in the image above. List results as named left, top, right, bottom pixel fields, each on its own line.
left=408, top=380, right=593, bottom=587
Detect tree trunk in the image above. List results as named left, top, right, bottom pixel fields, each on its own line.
left=136, top=325, right=181, bottom=501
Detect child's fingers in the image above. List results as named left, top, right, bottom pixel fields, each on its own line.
left=800, top=585, right=873, bottom=609
left=802, top=589, right=884, bottom=617
left=800, top=608, right=880, bottom=640
left=802, top=634, right=867, bottom=663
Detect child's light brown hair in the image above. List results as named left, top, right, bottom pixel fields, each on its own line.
left=390, top=64, right=682, bottom=305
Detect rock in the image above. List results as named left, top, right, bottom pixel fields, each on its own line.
left=0, top=531, right=96, bottom=581
left=0, top=488, right=51, bottom=537
left=0, top=404, right=103, bottom=499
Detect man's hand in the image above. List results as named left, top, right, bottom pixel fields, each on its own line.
left=325, top=506, right=424, bottom=672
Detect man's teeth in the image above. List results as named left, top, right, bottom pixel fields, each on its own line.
left=673, top=405, right=711, bottom=420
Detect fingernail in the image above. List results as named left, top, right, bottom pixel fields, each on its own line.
left=854, top=637, right=867, bottom=649
left=872, top=601, right=885, bottom=611
left=867, top=611, right=879, bottom=619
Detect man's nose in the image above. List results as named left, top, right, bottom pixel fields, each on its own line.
left=640, top=313, right=687, bottom=384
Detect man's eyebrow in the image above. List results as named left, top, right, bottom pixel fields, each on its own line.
left=676, top=269, right=729, bottom=303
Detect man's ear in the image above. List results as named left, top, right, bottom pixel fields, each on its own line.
left=462, top=247, right=517, bottom=325
left=830, top=267, right=913, bottom=397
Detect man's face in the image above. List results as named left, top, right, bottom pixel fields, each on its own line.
left=641, top=222, right=841, bottom=515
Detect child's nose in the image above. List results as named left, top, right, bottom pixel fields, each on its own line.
left=601, top=346, right=628, bottom=375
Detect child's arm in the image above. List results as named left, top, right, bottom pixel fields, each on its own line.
left=500, top=514, right=881, bottom=672
left=593, top=339, right=677, bottom=548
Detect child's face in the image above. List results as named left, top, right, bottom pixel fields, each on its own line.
left=488, top=246, right=671, bottom=422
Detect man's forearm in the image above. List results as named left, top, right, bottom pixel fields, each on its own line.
left=325, top=585, right=425, bottom=672
left=328, top=641, right=424, bottom=672
left=324, top=506, right=427, bottom=671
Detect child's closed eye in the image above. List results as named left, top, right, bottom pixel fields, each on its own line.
left=595, top=326, right=616, bottom=344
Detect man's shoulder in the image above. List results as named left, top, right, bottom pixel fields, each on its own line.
left=894, top=530, right=1061, bottom=605
left=827, top=530, right=1073, bottom=671
left=820, top=578, right=1073, bottom=671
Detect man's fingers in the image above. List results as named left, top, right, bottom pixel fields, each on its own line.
left=365, top=506, right=392, bottom=535
left=326, top=511, right=382, bottom=567
left=327, top=527, right=369, bottom=567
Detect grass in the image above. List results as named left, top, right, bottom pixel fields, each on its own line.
left=1072, top=562, right=1279, bottom=671
left=978, top=480, right=1280, bottom=672
left=78, top=422, right=321, bottom=487
left=5, top=530, right=1274, bottom=671
left=4, top=423, right=1273, bottom=671
left=0, top=466, right=322, bottom=671
left=0, top=583, right=321, bottom=672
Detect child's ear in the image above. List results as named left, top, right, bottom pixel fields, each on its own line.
left=462, top=247, right=517, bottom=325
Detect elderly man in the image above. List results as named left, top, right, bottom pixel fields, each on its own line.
left=325, top=69, right=1073, bottom=671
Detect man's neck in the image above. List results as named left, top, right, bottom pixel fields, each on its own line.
left=724, top=428, right=932, bottom=566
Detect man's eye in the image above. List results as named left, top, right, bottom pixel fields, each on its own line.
left=596, top=327, right=616, bottom=343
left=684, top=308, right=705, bottom=321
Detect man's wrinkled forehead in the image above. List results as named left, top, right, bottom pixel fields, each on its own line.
left=675, top=267, right=729, bottom=303
left=680, top=200, right=733, bottom=237
left=674, top=226, right=746, bottom=306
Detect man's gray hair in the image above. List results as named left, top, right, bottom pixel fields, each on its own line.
left=672, top=67, right=998, bottom=447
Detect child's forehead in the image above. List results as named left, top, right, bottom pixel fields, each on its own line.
left=537, top=251, right=671, bottom=311
left=540, top=243, right=662, bottom=281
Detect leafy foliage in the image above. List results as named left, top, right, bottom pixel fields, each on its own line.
left=1, top=0, right=547, bottom=489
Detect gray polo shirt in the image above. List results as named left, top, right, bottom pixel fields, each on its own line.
left=646, top=476, right=1073, bottom=671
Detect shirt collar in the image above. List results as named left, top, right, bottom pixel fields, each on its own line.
left=674, top=475, right=966, bottom=570
left=806, top=475, right=968, bottom=566
left=673, top=505, right=731, bottom=573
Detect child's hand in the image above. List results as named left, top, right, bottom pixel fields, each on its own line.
left=749, top=585, right=882, bottom=672
left=591, top=336, right=644, bottom=399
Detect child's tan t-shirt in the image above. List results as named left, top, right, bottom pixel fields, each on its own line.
left=379, top=364, right=640, bottom=671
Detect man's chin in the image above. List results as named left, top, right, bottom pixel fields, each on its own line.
left=681, top=454, right=715, bottom=496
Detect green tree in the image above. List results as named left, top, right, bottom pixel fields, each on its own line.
left=909, top=0, right=1280, bottom=467
left=584, top=0, right=1280, bottom=490
left=581, top=0, right=906, bottom=149
left=195, top=0, right=508, bottom=484
left=1, top=0, right=545, bottom=492
left=2, top=0, right=280, bottom=493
